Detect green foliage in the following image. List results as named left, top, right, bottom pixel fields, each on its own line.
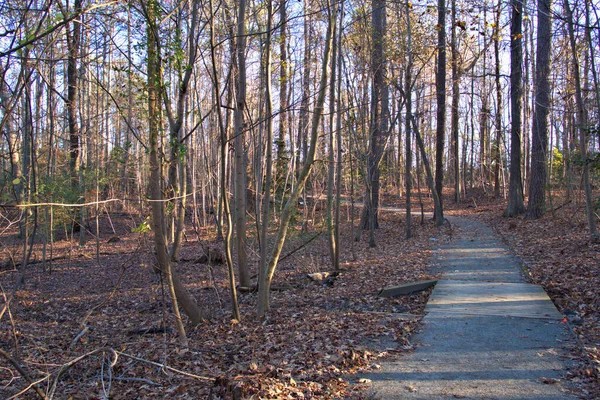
left=550, top=147, right=564, bottom=180
left=132, top=216, right=151, bottom=234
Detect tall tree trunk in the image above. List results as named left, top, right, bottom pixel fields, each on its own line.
left=326, top=2, right=338, bottom=268
left=505, top=0, right=526, bottom=216
left=146, top=0, right=193, bottom=345
left=234, top=0, right=249, bottom=287
left=405, top=1, right=413, bottom=238
left=450, top=0, right=460, bottom=202
left=333, top=1, right=344, bottom=271
left=276, top=0, right=288, bottom=188
left=479, top=3, right=489, bottom=191
left=66, top=0, right=82, bottom=177
left=259, top=0, right=276, bottom=299
left=434, top=0, right=446, bottom=221
left=493, top=1, right=502, bottom=199
left=359, top=0, right=388, bottom=248
left=564, top=0, right=599, bottom=241
left=209, top=0, right=241, bottom=321
left=297, top=1, right=312, bottom=172
left=526, top=0, right=552, bottom=219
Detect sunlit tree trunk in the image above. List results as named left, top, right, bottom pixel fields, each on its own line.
left=326, top=2, right=338, bottom=269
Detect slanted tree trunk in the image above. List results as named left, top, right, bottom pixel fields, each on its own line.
left=257, top=2, right=335, bottom=316
left=527, top=0, right=552, bottom=219
left=412, top=115, right=444, bottom=226
left=505, top=0, right=526, bottom=216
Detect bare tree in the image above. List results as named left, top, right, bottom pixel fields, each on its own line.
left=257, top=2, right=336, bottom=316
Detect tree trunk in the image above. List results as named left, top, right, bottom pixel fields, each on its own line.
left=413, top=115, right=444, bottom=226
left=526, top=0, right=552, bottom=219
left=405, top=1, right=413, bottom=239
left=564, top=0, right=599, bottom=241
left=450, top=0, right=460, bottom=202
left=359, top=0, right=388, bottom=248
left=209, top=0, right=241, bottom=321
left=505, top=0, right=526, bottom=216
left=493, top=1, right=502, bottom=199
left=257, top=3, right=335, bottom=316
left=147, top=0, right=193, bottom=345
left=259, top=0, right=276, bottom=303
left=326, top=2, right=338, bottom=268
left=234, top=0, right=249, bottom=287
left=66, top=0, right=82, bottom=177
left=434, top=0, right=446, bottom=221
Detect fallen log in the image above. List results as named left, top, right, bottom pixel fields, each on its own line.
left=378, top=280, right=437, bottom=298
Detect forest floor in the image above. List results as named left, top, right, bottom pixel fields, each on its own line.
left=0, top=189, right=598, bottom=399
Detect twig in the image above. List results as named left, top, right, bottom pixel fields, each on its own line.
left=68, top=326, right=89, bottom=350
left=0, top=347, right=47, bottom=400
left=115, top=350, right=213, bottom=382
left=114, top=376, right=161, bottom=386
left=7, top=376, right=50, bottom=400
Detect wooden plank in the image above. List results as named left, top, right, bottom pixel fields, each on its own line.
left=378, top=280, right=438, bottom=297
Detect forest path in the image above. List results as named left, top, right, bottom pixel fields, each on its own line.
left=362, top=216, right=577, bottom=399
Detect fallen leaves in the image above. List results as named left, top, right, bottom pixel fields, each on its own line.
left=0, top=205, right=446, bottom=398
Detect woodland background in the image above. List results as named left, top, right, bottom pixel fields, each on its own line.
left=0, top=0, right=599, bottom=398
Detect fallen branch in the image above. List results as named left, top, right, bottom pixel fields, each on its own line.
left=49, top=347, right=118, bottom=399
left=279, top=230, right=324, bottom=263
left=553, top=199, right=572, bottom=212
left=0, top=272, right=25, bottom=322
left=0, top=347, right=47, bottom=400
left=115, top=350, right=214, bottom=382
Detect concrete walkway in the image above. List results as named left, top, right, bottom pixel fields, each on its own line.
left=363, top=217, right=576, bottom=399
